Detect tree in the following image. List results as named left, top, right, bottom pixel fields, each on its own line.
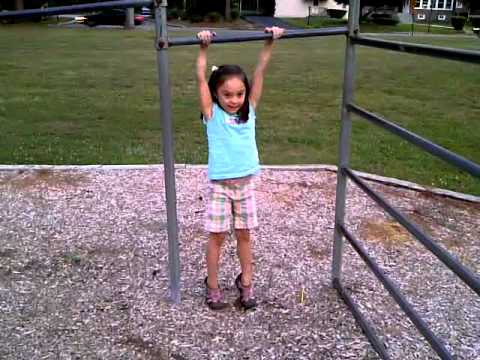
left=15, top=0, right=24, bottom=10
left=459, top=0, right=479, bottom=13
left=263, top=0, right=276, bottom=16
left=225, top=0, right=231, bottom=21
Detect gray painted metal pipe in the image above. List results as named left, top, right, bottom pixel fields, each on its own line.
left=344, top=167, right=480, bottom=297
left=340, top=225, right=454, bottom=360
left=333, top=278, right=391, bottom=360
left=348, top=104, right=480, bottom=178
left=353, top=36, right=480, bottom=64
left=155, top=1, right=181, bottom=303
left=0, top=0, right=152, bottom=18
left=167, top=27, right=348, bottom=47
left=331, top=0, right=360, bottom=284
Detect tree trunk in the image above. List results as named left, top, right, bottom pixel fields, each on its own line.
left=225, top=0, right=232, bottom=21
left=125, top=7, right=134, bottom=29
left=15, top=0, right=24, bottom=11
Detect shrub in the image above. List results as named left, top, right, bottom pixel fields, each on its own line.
left=451, top=16, right=466, bottom=31
left=167, top=8, right=179, bottom=20
left=176, top=9, right=186, bottom=19
left=189, top=14, right=204, bottom=23
left=327, top=9, right=347, bottom=19
left=205, top=11, right=223, bottom=22
left=231, top=9, right=240, bottom=20
left=263, top=0, right=276, bottom=16
left=370, top=12, right=400, bottom=26
left=470, top=15, right=480, bottom=28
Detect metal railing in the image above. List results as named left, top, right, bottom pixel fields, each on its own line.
left=0, top=0, right=151, bottom=19
left=332, top=1, right=480, bottom=359
left=2, top=0, right=480, bottom=357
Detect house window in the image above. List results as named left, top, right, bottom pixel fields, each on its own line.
left=433, top=0, right=454, bottom=9
left=417, top=13, right=426, bottom=19
left=416, top=0, right=430, bottom=9
left=417, top=0, right=453, bottom=10
left=438, top=14, right=447, bottom=21
left=313, top=0, right=319, bottom=6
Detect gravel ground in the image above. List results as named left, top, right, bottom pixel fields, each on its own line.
left=0, top=167, right=478, bottom=360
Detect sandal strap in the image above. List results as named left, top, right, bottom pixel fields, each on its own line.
left=206, top=288, right=224, bottom=303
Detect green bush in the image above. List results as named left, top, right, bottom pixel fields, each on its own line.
left=205, top=11, right=223, bottom=22
left=451, top=16, right=466, bottom=30
left=231, top=9, right=240, bottom=20
left=177, top=9, right=186, bottom=19
left=189, top=14, right=203, bottom=23
left=370, top=12, right=400, bottom=25
left=470, top=16, right=480, bottom=28
left=263, top=0, right=276, bottom=16
left=167, top=8, right=179, bottom=20
left=327, top=9, right=347, bottom=19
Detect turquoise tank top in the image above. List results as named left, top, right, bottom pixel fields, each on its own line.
left=204, top=103, right=260, bottom=180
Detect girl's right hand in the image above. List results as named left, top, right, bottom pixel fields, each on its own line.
left=197, top=30, right=216, bottom=48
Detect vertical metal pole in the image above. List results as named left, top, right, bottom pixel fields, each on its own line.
left=332, top=0, right=360, bottom=285
left=154, top=0, right=181, bottom=303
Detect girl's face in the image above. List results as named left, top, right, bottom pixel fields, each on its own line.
left=215, top=76, right=246, bottom=114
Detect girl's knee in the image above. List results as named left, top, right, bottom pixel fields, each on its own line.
left=209, top=232, right=226, bottom=246
left=235, top=229, right=251, bottom=242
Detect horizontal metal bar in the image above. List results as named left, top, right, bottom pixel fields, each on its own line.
left=333, top=278, right=391, bottom=360
left=343, top=167, right=480, bottom=297
left=168, top=27, right=348, bottom=47
left=352, top=36, right=480, bottom=64
left=348, top=104, right=480, bottom=179
left=0, top=0, right=152, bottom=19
left=339, top=225, right=453, bottom=359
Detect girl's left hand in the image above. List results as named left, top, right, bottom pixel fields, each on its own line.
left=264, top=26, right=285, bottom=40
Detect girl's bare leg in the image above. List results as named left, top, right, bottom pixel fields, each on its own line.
left=235, top=229, right=253, bottom=285
left=206, top=232, right=226, bottom=288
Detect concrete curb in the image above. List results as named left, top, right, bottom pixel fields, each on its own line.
left=0, top=164, right=478, bottom=203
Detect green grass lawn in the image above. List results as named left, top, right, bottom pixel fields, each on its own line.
left=1, top=24, right=479, bottom=195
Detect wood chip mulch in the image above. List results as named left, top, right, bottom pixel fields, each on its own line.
left=0, top=167, right=478, bottom=359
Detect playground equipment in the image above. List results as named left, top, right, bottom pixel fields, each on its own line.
left=1, top=0, right=479, bottom=358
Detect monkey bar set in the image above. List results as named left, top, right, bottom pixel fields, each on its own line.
left=2, top=1, right=479, bottom=358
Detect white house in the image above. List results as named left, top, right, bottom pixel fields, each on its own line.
left=409, top=0, right=466, bottom=24
left=274, top=0, right=467, bottom=24
left=275, top=0, right=348, bottom=18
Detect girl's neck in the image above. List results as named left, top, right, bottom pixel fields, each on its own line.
left=218, top=103, right=239, bottom=116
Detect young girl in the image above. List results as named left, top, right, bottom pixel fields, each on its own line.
left=196, top=27, right=284, bottom=310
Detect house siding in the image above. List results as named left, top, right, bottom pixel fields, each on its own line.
left=414, top=9, right=454, bottom=23
left=275, top=0, right=348, bottom=18
left=404, top=1, right=467, bottom=24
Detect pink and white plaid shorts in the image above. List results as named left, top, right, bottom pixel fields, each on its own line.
left=205, top=176, right=258, bottom=233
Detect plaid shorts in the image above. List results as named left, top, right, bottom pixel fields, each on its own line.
left=205, top=176, right=258, bottom=233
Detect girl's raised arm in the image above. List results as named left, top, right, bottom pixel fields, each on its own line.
left=249, top=27, right=284, bottom=109
left=196, top=30, right=215, bottom=120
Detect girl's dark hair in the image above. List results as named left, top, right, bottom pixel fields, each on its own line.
left=208, top=65, right=251, bottom=123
